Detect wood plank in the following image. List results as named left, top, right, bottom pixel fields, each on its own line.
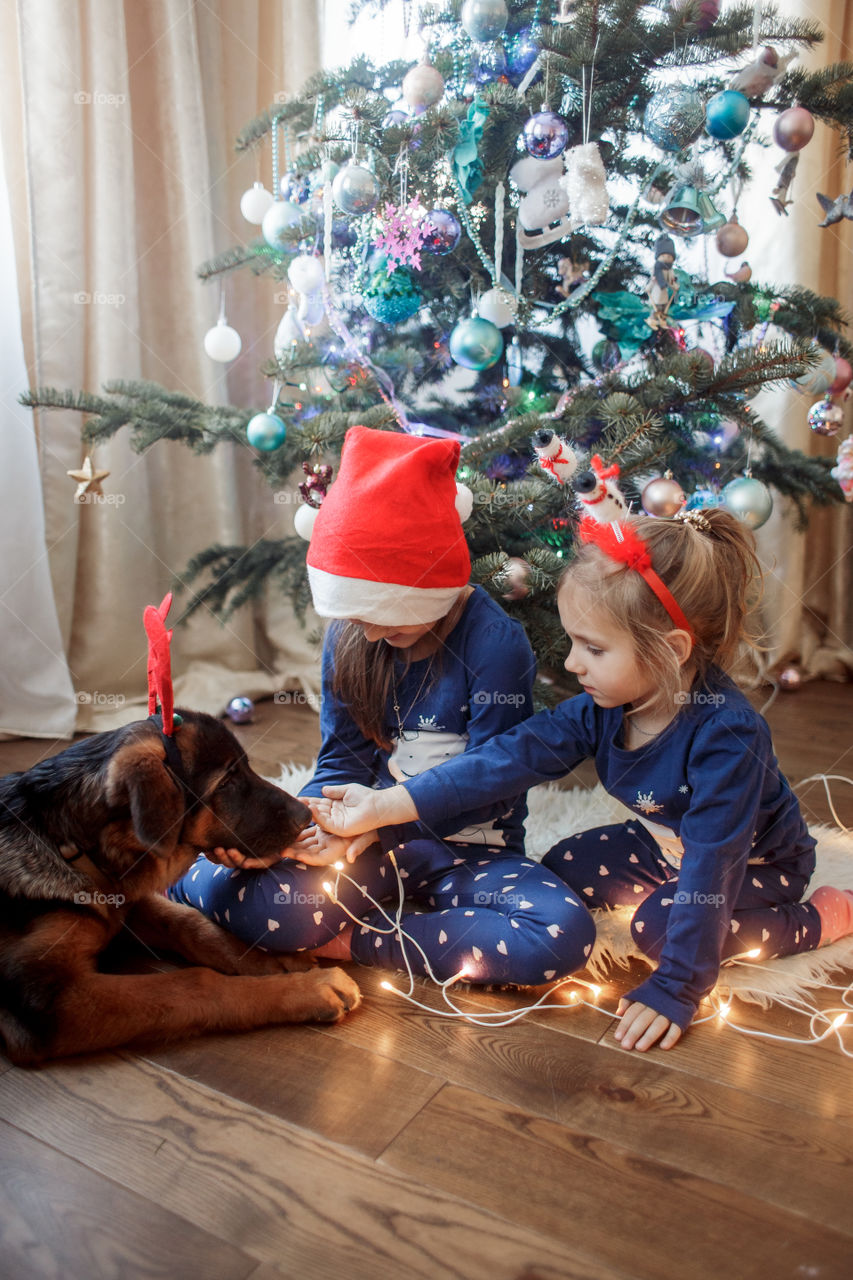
left=0, top=1056, right=622, bottom=1280
left=591, top=960, right=853, bottom=1122
left=141, top=1019, right=444, bottom=1158
left=381, top=1084, right=853, bottom=1280
left=0, top=1118, right=255, bottom=1280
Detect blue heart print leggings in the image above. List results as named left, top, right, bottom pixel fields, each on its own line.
left=168, top=837, right=597, bottom=987
left=541, top=821, right=822, bottom=961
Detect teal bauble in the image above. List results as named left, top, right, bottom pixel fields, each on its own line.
left=246, top=410, right=287, bottom=451
left=261, top=200, right=303, bottom=250
left=461, top=0, right=508, bottom=43
left=449, top=317, right=504, bottom=370
left=363, top=267, right=422, bottom=324
left=705, top=90, right=750, bottom=140
left=722, top=475, right=773, bottom=529
left=643, top=85, right=705, bottom=152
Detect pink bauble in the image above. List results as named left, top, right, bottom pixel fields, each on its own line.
left=773, top=107, right=815, bottom=152
left=402, top=62, right=445, bottom=113
left=778, top=666, right=802, bottom=691
left=641, top=475, right=687, bottom=518
left=716, top=217, right=749, bottom=257
left=830, top=356, right=853, bottom=394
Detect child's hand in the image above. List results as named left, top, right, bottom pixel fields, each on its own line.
left=310, top=782, right=417, bottom=836
left=290, top=823, right=379, bottom=866
left=614, top=998, right=683, bottom=1052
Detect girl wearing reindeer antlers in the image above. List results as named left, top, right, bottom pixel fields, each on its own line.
left=312, top=508, right=853, bottom=1050
left=169, top=426, right=596, bottom=986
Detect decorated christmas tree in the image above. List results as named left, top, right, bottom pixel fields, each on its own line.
left=23, top=0, right=853, bottom=688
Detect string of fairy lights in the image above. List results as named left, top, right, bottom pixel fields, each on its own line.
left=312, top=774, right=852, bottom=1056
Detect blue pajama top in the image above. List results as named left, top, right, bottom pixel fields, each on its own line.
left=403, top=668, right=816, bottom=1027
left=298, top=586, right=536, bottom=855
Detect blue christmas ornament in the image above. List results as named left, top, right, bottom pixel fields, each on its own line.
left=643, top=85, right=705, bottom=152
left=450, top=316, right=504, bottom=370
left=473, top=42, right=508, bottom=84
left=261, top=200, right=303, bottom=250
left=421, top=208, right=461, bottom=254
left=279, top=171, right=310, bottom=204
left=705, top=90, right=750, bottom=140
left=246, top=410, right=287, bottom=451
left=522, top=110, right=569, bottom=159
left=507, top=28, right=539, bottom=83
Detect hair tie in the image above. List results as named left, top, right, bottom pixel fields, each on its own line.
left=674, top=509, right=712, bottom=533
left=578, top=517, right=695, bottom=641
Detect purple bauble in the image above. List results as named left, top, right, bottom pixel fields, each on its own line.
left=422, top=208, right=462, bottom=255
left=226, top=696, right=254, bottom=724
left=522, top=110, right=569, bottom=159
left=383, top=107, right=410, bottom=128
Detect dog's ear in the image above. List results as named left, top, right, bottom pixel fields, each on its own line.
left=105, top=737, right=184, bottom=856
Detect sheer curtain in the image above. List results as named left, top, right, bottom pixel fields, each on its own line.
left=0, top=0, right=324, bottom=736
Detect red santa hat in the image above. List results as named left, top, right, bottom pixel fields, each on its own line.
left=304, top=425, right=473, bottom=625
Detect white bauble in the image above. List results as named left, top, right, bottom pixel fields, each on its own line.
left=294, top=503, right=319, bottom=540
left=203, top=321, right=242, bottom=363
left=297, top=292, right=326, bottom=326
left=274, top=307, right=304, bottom=360
left=240, top=182, right=274, bottom=224
left=288, top=254, right=326, bottom=294
left=478, top=286, right=516, bottom=328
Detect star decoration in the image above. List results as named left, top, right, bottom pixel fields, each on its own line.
left=67, top=455, right=110, bottom=500
left=816, top=189, right=853, bottom=227
left=372, top=197, right=427, bottom=272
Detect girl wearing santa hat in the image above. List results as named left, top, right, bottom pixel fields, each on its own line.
left=168, top=426, right=595, bottom=986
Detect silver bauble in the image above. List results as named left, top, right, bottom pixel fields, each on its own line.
left=461, top=0, right=508, bottom=44
left=478, top=286, right=516, bottom=328
left=641, top=475, right=687, bottom=517
left=722, top=475, right=773, bottom=529
left=807, top=398, right=844, bottom=437
left=261, top=199, right=303, bottom=250
left=643, top=85, right=705, bottom=152
left=332, top=163, right=380, bottom=216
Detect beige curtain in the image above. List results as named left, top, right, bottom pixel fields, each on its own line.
left=0, top=0, right=324, bottom=735
left=750, top=0, right=853, bottom=678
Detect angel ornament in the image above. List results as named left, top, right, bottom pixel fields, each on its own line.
left=645, top=234, right=679, bottom=330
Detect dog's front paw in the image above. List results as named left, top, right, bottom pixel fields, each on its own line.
left=300, top=967, right=361, bottom=1022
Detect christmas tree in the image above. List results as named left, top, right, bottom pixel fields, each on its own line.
left=22, top=0, right=853, bottom=690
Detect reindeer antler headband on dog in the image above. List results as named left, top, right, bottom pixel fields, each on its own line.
left=144, top=592, right=180, bottom=737
left=578, top=517, right=695, bottom=641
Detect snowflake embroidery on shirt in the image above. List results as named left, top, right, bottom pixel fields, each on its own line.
left=634, top=790, right=664, bottom=815
left=679, top=784, right=689, bottom=794
left=417, top=713, right=443, bottom=731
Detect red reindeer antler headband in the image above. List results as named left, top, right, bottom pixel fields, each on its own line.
left=578, top=517, right=695, bottom=641
left=143, top=592, right=177, bottom=736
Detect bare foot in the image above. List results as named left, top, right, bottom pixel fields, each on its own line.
left=308, top=924, right=354, bottom=962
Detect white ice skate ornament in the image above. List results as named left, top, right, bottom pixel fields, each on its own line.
left=574, top=455, right=628, bottom=522
left=561, top=143, right=609, bottom=227
left=531, top=428, right=580, bottom=484
left=510, top=154, right=575, bottom=250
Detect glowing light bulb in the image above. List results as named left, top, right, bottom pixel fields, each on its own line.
left=321, top=881, right=332, bottom=894
left=380, top=980, right=392, bottom=990
left=590, top=984, right=601, bottom=1000
left=832, top=1012, right=848, bottom=1029
left=333, top=861, right=344, bottom=870
left=746, top=948, right=761, bottom=958
left=718, top=1002, right=731, bottom=1019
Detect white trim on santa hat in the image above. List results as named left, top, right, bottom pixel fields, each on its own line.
left=307, top=565, right=462, bottom=626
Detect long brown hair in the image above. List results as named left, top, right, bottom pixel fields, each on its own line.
left=561, top=508, right=764, bottom=717
left=329, top=620, right=446, bottom=750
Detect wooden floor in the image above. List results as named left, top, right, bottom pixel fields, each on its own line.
left=2, top=682, right=852, bottom=1279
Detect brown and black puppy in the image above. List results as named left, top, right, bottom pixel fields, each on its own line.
left=0, top=708, right=360, bottom=1065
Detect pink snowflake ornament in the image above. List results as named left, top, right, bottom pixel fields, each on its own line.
left=372, top=197, right=428, bottom=272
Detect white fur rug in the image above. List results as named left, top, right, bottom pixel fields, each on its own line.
left=277, top=765, right=853, bottom=1011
